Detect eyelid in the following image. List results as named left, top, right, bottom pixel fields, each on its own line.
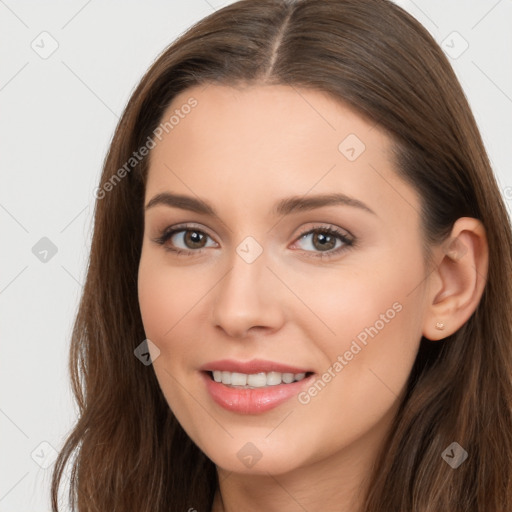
left=290, top=223, right=355, bottom=259
left=151, top=222, right=218, bottom=254
left=155, top=222, right=217, bottom=242
left=294, top=223, right=354, bottom=241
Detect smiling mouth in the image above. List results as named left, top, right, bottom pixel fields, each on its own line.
left=206, top=370, right=314, bottom=389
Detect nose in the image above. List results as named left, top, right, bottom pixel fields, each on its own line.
left=211, top=249, right=285, bottom=339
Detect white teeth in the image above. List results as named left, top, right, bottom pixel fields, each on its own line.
left=247, top=373, right=267, bottom=387
left=265, top=371, right=282, bottom=386
left=210, top=370, right=309, bottom=388
left=282, top=373, right=295, bottom=384
left=230, top=372, right=247, bottom=386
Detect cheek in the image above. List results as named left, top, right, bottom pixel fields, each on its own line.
left=287, top=290, right=421, bottom=462
left=138, top=260, right=172, bottom=341
left=286, top=257, right=422, bottom=351
left=138, top=252, right=204, bottom=341
left=137, top=251, right=217, bottom=402
left=294, top=250, right=425, bottom=403
left=137, top=254, right=205, bottom=431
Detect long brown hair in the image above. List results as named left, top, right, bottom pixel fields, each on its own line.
left=51, top=0, right=512, bottom=510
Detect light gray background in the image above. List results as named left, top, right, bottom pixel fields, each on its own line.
left=1, top=0, right=511, bottom=510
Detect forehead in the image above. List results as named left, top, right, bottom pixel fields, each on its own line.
left=154, top=83, right=384, bottom=160
left=145, top=84, right=419, bottom=225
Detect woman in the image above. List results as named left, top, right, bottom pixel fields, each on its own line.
left=51, top=0, right=512, bottom=510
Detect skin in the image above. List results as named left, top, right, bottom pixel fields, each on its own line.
left=137, top=84, right=488, bottom=512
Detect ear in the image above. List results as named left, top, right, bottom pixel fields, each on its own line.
left=422, top=217, right=489, bottom=341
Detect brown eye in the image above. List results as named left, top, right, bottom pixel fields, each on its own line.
left=292, top=225, right=355, bottom=259
left=153, top=225, right=217, bottom=254
left=310, top=231, right=337, bottom=251
left=181, top=230, right=207, bottom=249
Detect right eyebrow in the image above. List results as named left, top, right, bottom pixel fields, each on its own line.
left=145, top=192, right=215, bottom=215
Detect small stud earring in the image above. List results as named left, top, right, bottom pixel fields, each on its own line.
left=435, top=322, right=445, bottom=330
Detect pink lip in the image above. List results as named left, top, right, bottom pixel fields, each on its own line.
left=199, top=358, right=312, bottom=374
left=199, top=359, right=315, bottom=415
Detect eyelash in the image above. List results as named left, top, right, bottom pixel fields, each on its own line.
left=152, top=223, right=356, bottom=260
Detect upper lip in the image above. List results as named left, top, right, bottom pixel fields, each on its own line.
left=200, top=359, right=313, bottom=374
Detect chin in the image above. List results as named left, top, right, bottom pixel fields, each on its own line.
left=196, top=434, right=310, bottom=476
left=210, top=450, right=304, bottom=476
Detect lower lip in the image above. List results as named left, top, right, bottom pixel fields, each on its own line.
left=201, top=371, right=314, bottom=414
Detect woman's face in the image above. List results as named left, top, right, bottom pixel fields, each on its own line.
left=138, top=84, right=430, bottom=476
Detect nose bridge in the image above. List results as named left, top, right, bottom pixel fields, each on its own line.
left=211, top=239, right=283, bottom=337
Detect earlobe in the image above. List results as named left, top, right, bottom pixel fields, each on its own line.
left=422, top=217, right=489, bottom=341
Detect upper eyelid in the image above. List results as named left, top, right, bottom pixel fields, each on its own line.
left=296, top=223, right=353, bottom=239
left=161, top=223, right=219, bottom=243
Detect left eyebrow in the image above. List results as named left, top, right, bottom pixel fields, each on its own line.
left=144, top=191, right=376, bottom=216
left=273, top=193, right=376, bottom=216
